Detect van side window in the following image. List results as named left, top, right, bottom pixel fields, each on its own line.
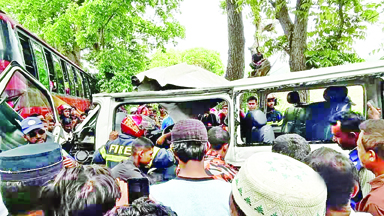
left=237, top=85, right=364, bottom=145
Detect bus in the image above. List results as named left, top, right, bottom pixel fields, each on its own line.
left=0, top=10, right=97, bottom=116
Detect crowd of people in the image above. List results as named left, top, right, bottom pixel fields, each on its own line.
left=2, top=99, right=384, bottom=216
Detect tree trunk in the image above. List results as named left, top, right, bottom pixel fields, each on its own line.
left=65, top=43, right=82, bottom=66
left=225, top=0, right=245, bottom=81
left=272, top=0, right=311, bottom=101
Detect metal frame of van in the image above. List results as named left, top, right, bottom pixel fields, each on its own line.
left=76, top=61, right=384, bottom=167
left=225, top=61, right=384, bottom=166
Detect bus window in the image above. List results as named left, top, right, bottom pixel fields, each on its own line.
left=31, top=42, right=49, bottom=90
left=44, top=50, right=57, bottom=93
left=74, top=68, right=84, bottom=97
left=65, top=62, right=76, bottom=96
left=0, top=70, right=55, bottom=151
left=52, top=54, right=65, bottom=94
left=82, top=73, right=91, bottom=99
left=18, top=33, right=38, bottom=78
left=60, top=60, right=71, bottom=95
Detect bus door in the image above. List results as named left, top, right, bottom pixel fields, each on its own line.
left=0, top=63, right=63, bottom=151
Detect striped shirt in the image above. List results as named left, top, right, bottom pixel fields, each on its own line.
left=204, top=150, right=238, bottom=182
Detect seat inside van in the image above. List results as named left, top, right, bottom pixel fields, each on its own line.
left=305, top=86, right=351, bottom=141
left=281, top=91, right=306, bottom=137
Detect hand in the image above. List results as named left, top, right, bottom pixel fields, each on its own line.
left=156, top=132, right=171, bottom=146
left=109, top=131, right=119, bottom=141
left=116, top=179, right=129, bottom=206
left=367, top=102, right=381, bottom=120
left=63, top=157, right=78, bottom=168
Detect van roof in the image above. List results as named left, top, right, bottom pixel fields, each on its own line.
left=229, top=61, right=384, bottom=91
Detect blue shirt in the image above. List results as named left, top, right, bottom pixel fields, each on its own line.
left=266, top=109, right=283, bottom=122
left=349, top=149, right=362, bottom=171
left=349, top=148, right=363, bottom=210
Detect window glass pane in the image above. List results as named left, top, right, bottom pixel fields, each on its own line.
left=18, top=34, right=37, bottom=78
left=74, top=68, right=84, bottom=97
left=0, top=71, right=55, bottom=151
left=44, top=50, right=57, bottom=93
left=237, top=85, right=364, bottom=145
left=66, top=63, right=76, bottom=96
left=60, top=60, right=70, bottom=95
left=31, top=42, right=49, bottom=90
left=83, top=74, right=91, bottom=99
left=52, top=55, right=65, bottom=94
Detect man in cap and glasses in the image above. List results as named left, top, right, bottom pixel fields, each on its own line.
left=21, top=116, right=77, bottom=168
left=150, top=119, right=231, bottom=216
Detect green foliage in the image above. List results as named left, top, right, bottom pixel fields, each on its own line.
left=149, top=48, right=225, bottom=76
left=1, top=0, right=186, bottom=93
left=236, top=0, right=383, bottom=69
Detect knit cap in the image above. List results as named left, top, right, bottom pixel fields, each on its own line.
left=232, top=152, right=327, bottom=216
left=171, top=119, right=208, bottom=143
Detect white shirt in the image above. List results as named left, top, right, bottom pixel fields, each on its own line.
left=351, top=209, right=373, bottom=215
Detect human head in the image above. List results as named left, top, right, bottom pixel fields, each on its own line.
left=80, top=113, right=87, bottom=121
left=138, top=105, right=149, bottom=116
left=41, top=164, right=120, bottom=216
left=104, top=197, right=177, bottom=216
left=132, top=137, right=154, bottom=166
left=171, top=119, right=208, bottom=163
left=63, top=108, right=71, bottom=118
left=62, top=117, right=73, bottom=133
left=208, top=126, right=230, bottom=157
left=304, top=147, right=359, bottom=211
left=0, top=143, right=63, bottom=215
left=21, top=117, right=47, bottom=144
left=45, top=113, right=55, bottom=132
left=159, top=105, right=166, bottom=115
left=58, top=104, right=71, bottom=116
left=147, top=105, right=154, bottom=115
left=230, top=152, right=327, bottom=216
left=272, top=134, right=310, bottom=161
left=329, top=111, right=364, bottom=150
left=71, top=106, right=77, bottom=115
left=266, top=93, right=277, bottom=109
left=247, top=96, right=258, bottom=111
left=222, top=104, right=228, bottom=114
left=357, top=119, right=384, bottom=173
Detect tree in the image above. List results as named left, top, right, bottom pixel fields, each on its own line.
left=225, top=0, right=245, bottom=81
left=149, top=48, right=225, bottom=76
left=1, top=0, right=185, bottom=93
left=242, top=0, right=382, bottom=72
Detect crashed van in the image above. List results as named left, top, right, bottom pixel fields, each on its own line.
left=73, top=61, right=384, bottom=167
